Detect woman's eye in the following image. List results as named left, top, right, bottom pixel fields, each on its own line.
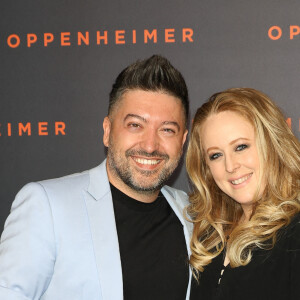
left=209, top=153, right=222, bottom=161
left=236, top=144, right=248, bottom=151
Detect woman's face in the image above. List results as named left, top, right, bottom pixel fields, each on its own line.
left=200, top=111, right=265, bottom=218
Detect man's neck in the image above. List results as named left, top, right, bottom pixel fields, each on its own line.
left=106, top=166, right=160, bottom=203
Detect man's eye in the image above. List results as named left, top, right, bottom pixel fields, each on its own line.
left=209, top=153, right=222, bottom=161
left=128, top=123, right=140, bottom=128
left=236, top=144, right=248, bottom=151
left=162, top=128, right=176, bottom=134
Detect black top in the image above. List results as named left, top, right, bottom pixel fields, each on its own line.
left=111, top=184, right=189, bottom=300
left=190, top=213, right=300, bottom=300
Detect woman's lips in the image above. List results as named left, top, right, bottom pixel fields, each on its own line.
left=230, top=173, right=253, bottom=185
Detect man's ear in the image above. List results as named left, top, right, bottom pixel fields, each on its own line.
left=103, top=116, right=111, bottom=147
left=182, top=129, right=188, bottom=147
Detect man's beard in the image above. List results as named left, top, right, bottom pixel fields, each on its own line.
left=107, top=142, right=182, bottom=194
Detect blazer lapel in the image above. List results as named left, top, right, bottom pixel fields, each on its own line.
left=85, top=160, right=123, bottom=300
left=161, top=186, right=193, bottom=254
left=161, top=186, right=193, bottom=300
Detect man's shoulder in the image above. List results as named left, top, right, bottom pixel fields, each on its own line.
left=18, top=161, right=107, bottom=201
left=38, top=161, right=106, bottom=189
left=162, top=185, right=189, bottom=206
left=38, top=169, right=90, bottom=190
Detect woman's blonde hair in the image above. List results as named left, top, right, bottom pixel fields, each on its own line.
left=186, top=88, right=300, bottom=275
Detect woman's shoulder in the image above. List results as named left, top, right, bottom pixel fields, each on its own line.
left=286, top=212, right=300, bottom=232
left=279, top=212, right=300, bottom=249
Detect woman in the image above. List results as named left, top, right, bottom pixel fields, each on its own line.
left=186, top=88, right=300, bottom=300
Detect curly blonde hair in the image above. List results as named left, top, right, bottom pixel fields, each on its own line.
left=186, top=88, right=300, bottom=275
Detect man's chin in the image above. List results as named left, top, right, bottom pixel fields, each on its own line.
left=125, top=176, right=164, bottom=193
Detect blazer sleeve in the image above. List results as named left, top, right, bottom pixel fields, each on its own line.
left=0, top=182, right=56, bottom=300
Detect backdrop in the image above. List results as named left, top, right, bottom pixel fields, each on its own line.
left=1, top=0, right=300, bottom=229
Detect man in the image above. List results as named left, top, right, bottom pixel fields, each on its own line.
left=0, top=55, right=192, bottom=299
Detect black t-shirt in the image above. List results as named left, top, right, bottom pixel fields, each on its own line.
left=190, top=213, right=300, bottom=300
left=111, top=183, right=189, bottom=300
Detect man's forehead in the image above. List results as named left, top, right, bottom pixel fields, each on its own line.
left=112, top=90, right=185, bottom=120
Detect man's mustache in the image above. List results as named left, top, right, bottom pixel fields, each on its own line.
left=125, top=149, right=169, bottom=160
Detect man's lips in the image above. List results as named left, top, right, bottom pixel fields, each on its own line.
left=132, top=157, right=162, bottom=165
left=126, top=150, right=169, bottom=168
left=229, top=173, right=253, bottom=185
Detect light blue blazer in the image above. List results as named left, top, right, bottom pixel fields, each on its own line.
left=0, top=160, right=192, bottom=300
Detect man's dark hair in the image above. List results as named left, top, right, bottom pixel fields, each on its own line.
left=108, top=55, right=189, bottom=126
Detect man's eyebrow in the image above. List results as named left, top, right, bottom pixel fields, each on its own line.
left=124, top=114, right=147, bottom=122
left=123, top=114, right=181, bottom=131
left=162, top=121, right=180, bottom=131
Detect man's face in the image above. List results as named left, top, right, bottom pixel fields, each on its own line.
left=103, top=89, right=188, bottom=197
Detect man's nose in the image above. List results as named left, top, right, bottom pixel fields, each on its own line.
left=139, top=129, right=159, bottom=153
left=225, top=154, right=240, bottom=173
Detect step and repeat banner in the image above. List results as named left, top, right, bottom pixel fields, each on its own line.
left=1, top=0, right=300, bottom=229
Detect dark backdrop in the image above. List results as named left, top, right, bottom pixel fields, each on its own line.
left=1, top=0, right=300, bottom=229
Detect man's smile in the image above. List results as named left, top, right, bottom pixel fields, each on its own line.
left=132, top=157, right=162, bottom=165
